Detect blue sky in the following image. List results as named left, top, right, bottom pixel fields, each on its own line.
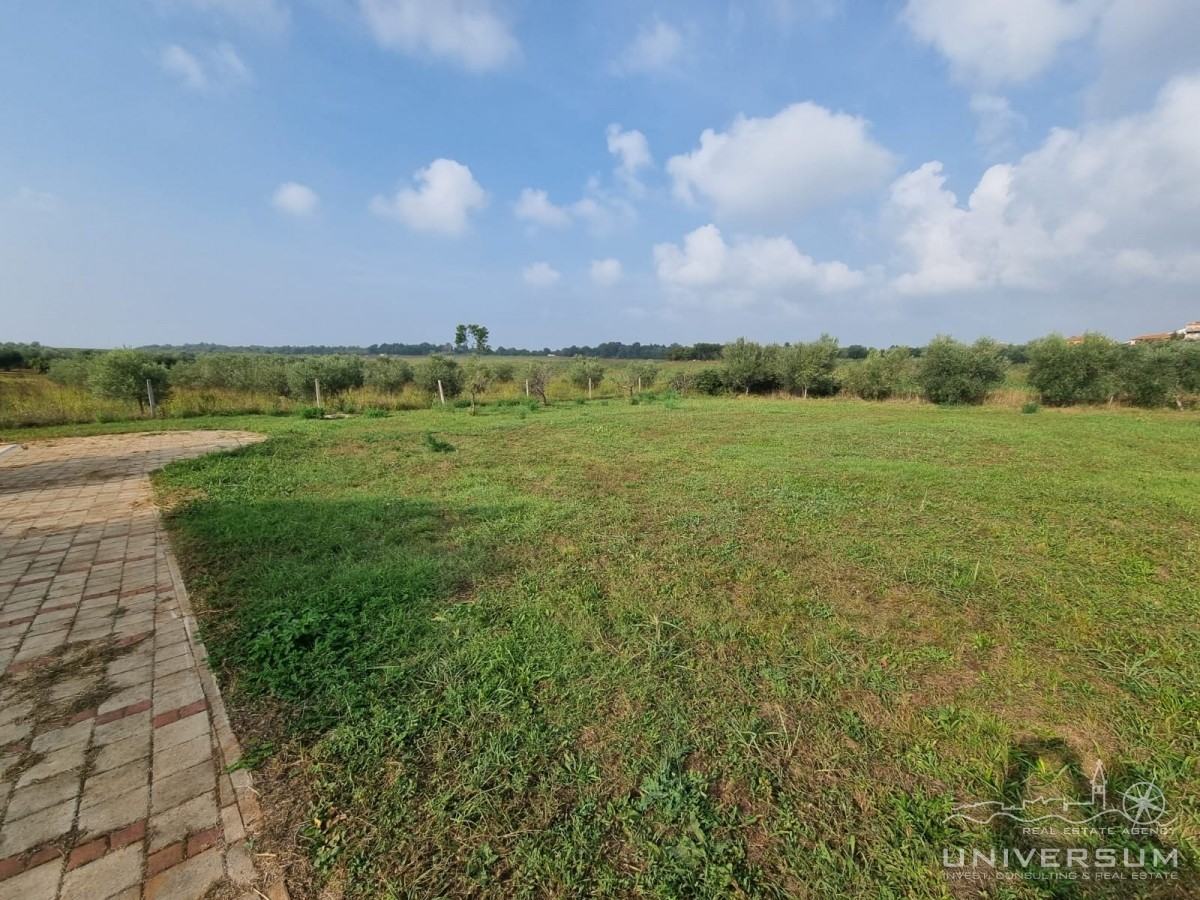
left=3, top=0, right=1199, bottom=349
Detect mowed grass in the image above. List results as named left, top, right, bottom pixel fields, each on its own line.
left=28, top=398, right=1199, bottom=897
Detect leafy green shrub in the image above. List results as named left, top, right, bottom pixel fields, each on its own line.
left=47, top=355, right=94, bottom=387
left=1119, top=341, right=1200, bottom=409
left=721, top=338, right=780, bottom=394
left=415, top=355, right=463, bottom=400
left=1022, top=401, right=1040, bottom=414
left=840, top=347, right=913, bottom=400
left=361, top=407, right=390, bottom=418
left=1027, top=333, right=1119, bottom=405
left=568, top=357, right=605, bottom=393
left=172, top=353, right=290, bottom=395
left=492, top=362, right=516, bottom=383
left=667, top=372, right=694, bottom=393
left=778, top=334, right=839, bottom=398
left=363, top=358, right=414, bottom=393
left=296, top=406, right=323, bottom=419
left=694, top=368, right=725, bottom=396
left=287, top=355, right=365, bottom=401
left=88, top=348, right=171, bottom=413
left=916, top=336, right=1007, bottom=405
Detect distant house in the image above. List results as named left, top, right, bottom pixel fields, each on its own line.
left=1183, top=322, right=1200, bottom=341
left=1065, top=335, right=1086, bottom=346
left=1127, top=333, right=1174, bottom=345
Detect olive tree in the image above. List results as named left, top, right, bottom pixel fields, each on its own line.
left=568, top=357, right=605, bottom=395
left=364, top=357, right=415, bottom=393
left=463, top=358, right=492, bottom=410
left=1027, top=333, right=1120, bottom=406
left=616, top=361, right=660, bottom=397
left=48, top=355, right=94, bottom=388
left=779, top=334, right=839, bottom=398
left=1119, top=342, right=1200, bottom=409
left=88, top=349, right=171, bottom=414
left=916, top=336, right=1007, bottom=405
left=524, top=362, right=553, bottom=406
left=286, top=355, right=365, bottom=401
left=415, top=355, right=463, bottom=400
left=721, top=338, right=779, bottom=395
left=840, top=347, right=914, bottom=400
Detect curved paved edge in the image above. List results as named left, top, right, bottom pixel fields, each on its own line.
left=0, top=432, right=284, bottom=900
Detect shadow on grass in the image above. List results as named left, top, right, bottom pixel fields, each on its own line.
left=166, top=494, right=520, bottom=735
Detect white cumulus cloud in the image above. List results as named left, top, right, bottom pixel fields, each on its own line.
left=272, top=182, right=319, bottom=217
left=902, top=0, right=1100, bottom=86
left=667, top=102, right=893, bottom=224
left=655, top=224, right=866, bottom=309
left=160, top=43, right=252, bottom=92
left=887, top=73, right=1200, bottom=294
left=371, top=159, right=488, bottom=236
left=590, top=259, right=623, bottom=286
left=358, top=0, right=520, bottom=72
left=570, top=188, right=637, bottom=235
left=1092, top=0, right=1200, bottom=108
left=613, top=19, right=685, bottom=74
left=607, top=124, right=652, bottom=192
left=514, top=188, right=571, bottom=228
left=514, top=181, right=637, bottom=234
left=523, top=262, right=561, bottom=287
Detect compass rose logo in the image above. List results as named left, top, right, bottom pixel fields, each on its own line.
left=948, top=762, right=1170, bottom=828
left=1122, top=782, right=1167, bottom=825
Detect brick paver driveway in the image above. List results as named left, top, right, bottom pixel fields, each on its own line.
left=0, top=432, right=270, bottom=900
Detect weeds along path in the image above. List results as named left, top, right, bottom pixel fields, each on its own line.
left=0, top=430, right=278, bottom=899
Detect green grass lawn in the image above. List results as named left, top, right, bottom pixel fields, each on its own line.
left=12, top=398, right=1198, bottom=897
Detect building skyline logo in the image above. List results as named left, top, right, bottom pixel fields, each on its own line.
left=948, top=762, right=1168, bottom=827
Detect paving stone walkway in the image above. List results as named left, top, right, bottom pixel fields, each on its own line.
left=0, top=432, right=273, bottom=900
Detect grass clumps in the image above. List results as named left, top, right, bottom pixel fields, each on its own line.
left=423, top=432, right=455, bottom=453
left=142, top=401, right=1200, bottom=897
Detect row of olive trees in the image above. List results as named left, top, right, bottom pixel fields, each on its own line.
left=1027, top=334, right=1200, bottom=409
left=565, top=358, right=660, bottom=398
left=49, top=351, right=433, bottom=405
left=717, top=336, right=1008, bottom=404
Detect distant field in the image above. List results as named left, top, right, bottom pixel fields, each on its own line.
left=9, top=400, right=1198, bottom=897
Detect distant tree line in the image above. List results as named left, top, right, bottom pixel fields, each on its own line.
left=13, top=329, right=1200, bottom=412
left=129, top=340, right=677, bottom=359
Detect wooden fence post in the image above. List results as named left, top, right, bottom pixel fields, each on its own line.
left=146, top=380, right=156, bottom=419
left=588, top=377, right=593, bottom=400
left=437, top=379, right=446, bottom=405
left=314, top=379, right=322, bottom=409
left=525, top=379, right=530, bottom=397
